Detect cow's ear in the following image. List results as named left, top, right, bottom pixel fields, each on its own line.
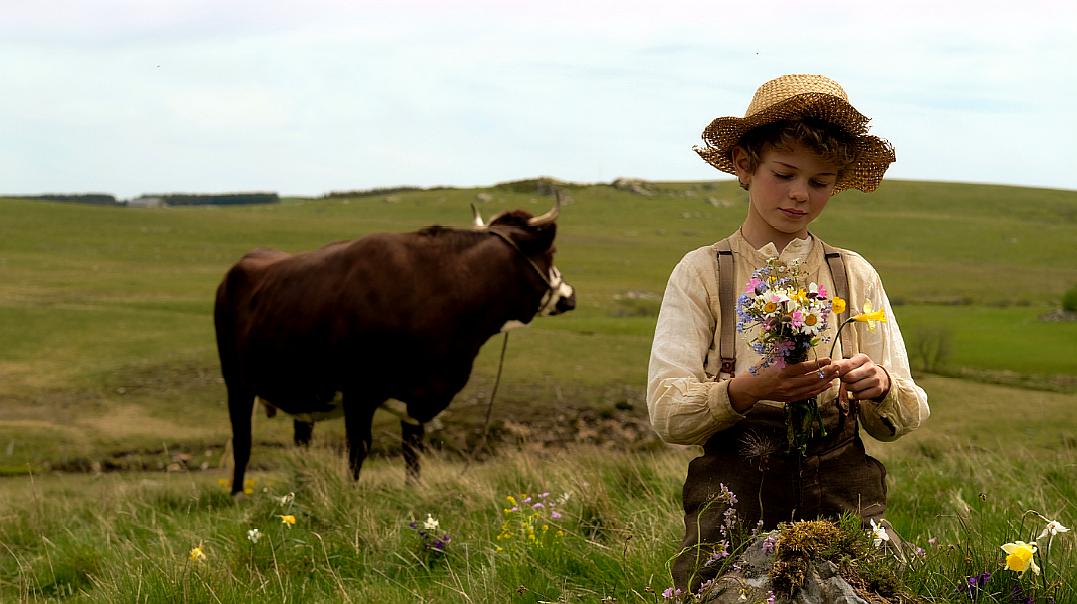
left=516, top=223, right=557, bottom=253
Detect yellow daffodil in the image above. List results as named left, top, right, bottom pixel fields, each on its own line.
left=279, top=514, right=296, bottom=528
left=1001, top=541, right=1040, bottom=575
left=793, top=289, right=808, bottom=304
left=852, top=300, right=886, bottom=331
left=189, top=544, right=207, bottom=562
left=831, top=297, right=846, bottom=315
left=217, top=478, right=230, bottom=489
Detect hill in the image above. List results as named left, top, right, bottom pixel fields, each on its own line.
left=0, top=178, right=1074, bottom=474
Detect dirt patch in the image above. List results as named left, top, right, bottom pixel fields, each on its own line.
left=31, top=402, right=668, bottom=475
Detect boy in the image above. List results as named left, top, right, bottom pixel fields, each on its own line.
left=647, top=74, right=929, bottom=590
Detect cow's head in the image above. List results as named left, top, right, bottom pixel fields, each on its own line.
left=472, top=196, right=576, bottom=319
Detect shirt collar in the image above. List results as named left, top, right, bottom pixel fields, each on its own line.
left=728, top=230, right=823, bottom=272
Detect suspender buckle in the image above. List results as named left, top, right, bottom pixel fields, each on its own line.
left=719, top=357, right=735, bottom=379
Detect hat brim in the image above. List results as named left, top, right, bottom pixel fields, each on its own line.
left=693, top=92, right=896, bottom=193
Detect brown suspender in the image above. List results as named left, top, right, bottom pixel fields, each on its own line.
left=715, top=239, right=736, bottom=379
left=715, top=237, right=855, bottom=380
left=822, top=242, right=856, bottom=362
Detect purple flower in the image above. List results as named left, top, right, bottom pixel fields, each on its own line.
left=766, top=592, right=776, bottom=604
left=761, top=534, right=777, bottom=555
left=661, top=587, right=683, bottom=600
left=550, top=510, right=562, bottom=520
left=532, top=502, right=544, bottom=510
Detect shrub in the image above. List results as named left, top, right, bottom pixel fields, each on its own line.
left=1062, top=285, right=1077, bottom=312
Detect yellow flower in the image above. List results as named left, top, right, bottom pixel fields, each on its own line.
left=279, top=514, right=296, bottom=528
left=793, top=289, right=808, bottom=303
left=189, top=544, right=207, bottom=562
left=1001, top=541, right=1040, bottom=575
left=217, top=478, right=230, bottom=489
left=506, top=495, right=517, bottom=506
left=831, top=297, right=846, bottom=315
left=852, top=300, right=886, bottom=331
left=762, top=302, right=778, bottom=314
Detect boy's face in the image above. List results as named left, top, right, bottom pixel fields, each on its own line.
left=734, top=142, right=838, bottom=242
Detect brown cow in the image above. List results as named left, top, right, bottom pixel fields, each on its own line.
left=214, top=201, right=574, bottom=495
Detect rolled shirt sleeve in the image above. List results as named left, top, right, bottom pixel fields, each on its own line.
left=845, top=256, right=930, bottom=441
left=647, top=249, right=746, bottom=445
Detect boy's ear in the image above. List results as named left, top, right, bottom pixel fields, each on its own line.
left=731, top=145, right=752, bottom=181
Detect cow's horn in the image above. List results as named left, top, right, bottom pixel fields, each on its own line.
left=470, top=203, right=486, bottom=228
left=527, top=192, right=561, bottom=226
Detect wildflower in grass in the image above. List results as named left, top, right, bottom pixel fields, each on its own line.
left=1001, top=540, right=1039, bottom=575
left=407, top=515, right=452, bottom=567
left=761, top=533, right=777, bottom=555
left=661, top=586, right=683, bottom=599
left=422, top=513, right=440, bottom=531
left=217, top=478, right=230, bottom=489
left=960, top=571, right=990, bottom=598
left=766, top=591, right=776, bottom=604
left=495, top=490, right=567, bottom=553
left=246, top=528, right=262, bottom=544
left=277, top=492, right=295, bottom=507
left=189, top=544, right=207, bottom=562
left=1036, top=519, right=1069, bottom=541
left=279, top=514, right=296, bottom=528
left=870, top=519, right=890, bottom=548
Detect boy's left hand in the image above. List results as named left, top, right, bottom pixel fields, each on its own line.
left=833, top=353, right=890, bottom=402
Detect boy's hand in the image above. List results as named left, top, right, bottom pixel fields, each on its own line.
left=728, top=358, right=841, bottom=413
left=832, top=353, right=890, bottom=402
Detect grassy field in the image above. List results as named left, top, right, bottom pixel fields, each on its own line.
left=0, top=179, right=1075, bottom=601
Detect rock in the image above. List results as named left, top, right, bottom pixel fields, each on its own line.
left=698, top=526, right=895, bottom=604
left=611, top=177, right=654, bottom=196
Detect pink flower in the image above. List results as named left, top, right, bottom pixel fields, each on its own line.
left=790, top=310, right=804, bottom=327
left=745, top=277, right=762, bottom=294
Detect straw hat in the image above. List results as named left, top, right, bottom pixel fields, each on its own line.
left=694, top=74, right=896, bottom=193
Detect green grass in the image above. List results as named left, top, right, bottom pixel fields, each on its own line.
left=0, top=179, right=1075, bottom=601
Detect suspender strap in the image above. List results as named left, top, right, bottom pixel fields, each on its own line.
left=822, top=242, right=856, bottom=360
left=715, top=238, right=736, bottom=379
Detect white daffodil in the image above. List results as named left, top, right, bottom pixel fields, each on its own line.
left=870, top=519, right=890, bottom=548
left=1037, top=519, right=1070, bottom=541
left=423, top=514, right=440, bottom=531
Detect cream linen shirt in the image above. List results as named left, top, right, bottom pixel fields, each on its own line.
left=647, top=230, right=929, bottom=446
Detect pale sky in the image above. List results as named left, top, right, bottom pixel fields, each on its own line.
left=3, top=0, right=1075, bottom=199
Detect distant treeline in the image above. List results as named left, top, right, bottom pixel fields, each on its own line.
left=5, top=192, right=280, bottom=207
left=143, top=193, right=279, bottom=206
left=322, top=186, right=436, bottom=199
left=12, top=193, right=118, bottom=205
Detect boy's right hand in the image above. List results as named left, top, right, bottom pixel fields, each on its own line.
left=727, top=358, right=840, bottom=414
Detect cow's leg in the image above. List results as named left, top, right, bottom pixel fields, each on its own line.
left=342, top=396, right=380, bottom=481
left=293, top=420, right=314, bottom=447
left=228, top=387, right=256, bottom=496
left=401, top=420, right=425, bottom=485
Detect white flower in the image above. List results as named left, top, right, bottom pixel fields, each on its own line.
left=423, top=514, right=440, bottom=531
left=870, top=519, right=890, bottom=548
left=278, top=492, right=295, bottom=506
left=247, top=528, right=262, bottom=544
left=1037, top=519, right=1070, bottom=541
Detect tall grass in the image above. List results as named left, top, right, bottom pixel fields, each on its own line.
left=0, top=440, right=1072, bottom=602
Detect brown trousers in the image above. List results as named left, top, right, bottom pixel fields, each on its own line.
left=672, top=399, right=888, bottom=591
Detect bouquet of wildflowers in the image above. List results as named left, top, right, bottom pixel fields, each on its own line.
left=736, top=258, right=837, bottom=455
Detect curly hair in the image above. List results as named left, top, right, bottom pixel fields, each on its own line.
left=735, top=118, right=858, bottom=190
